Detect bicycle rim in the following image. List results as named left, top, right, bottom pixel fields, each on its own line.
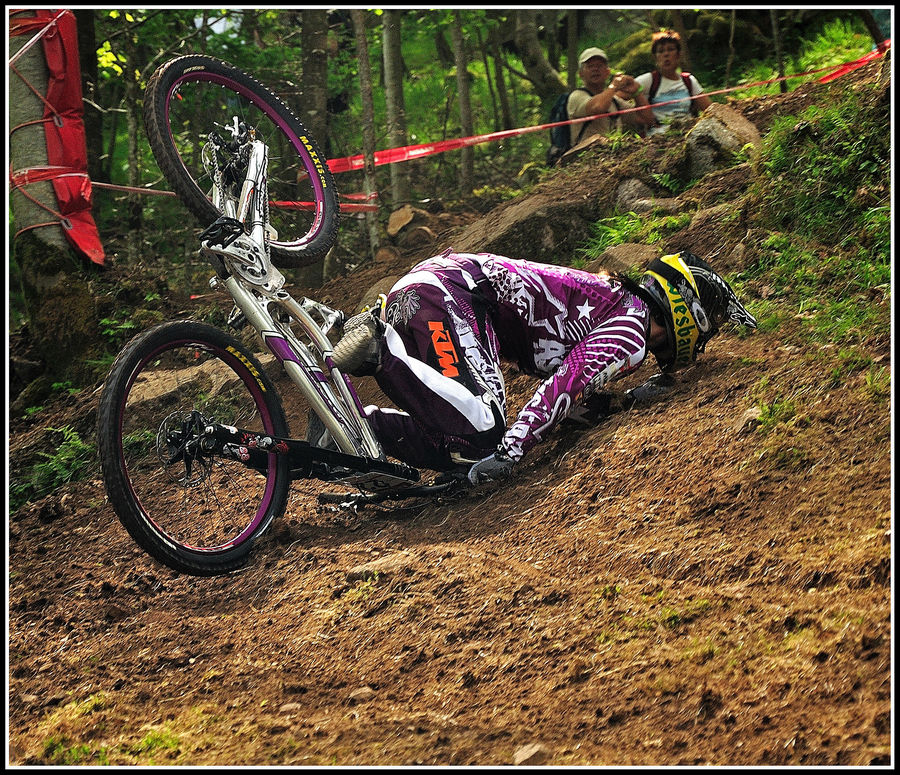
left=154, top=59, right=338, bottom=264
left=110, top=331, right=288, bottom=567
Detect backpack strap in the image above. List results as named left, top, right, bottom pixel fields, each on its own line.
left=648, top=70, right=698, bottom=115
left=570, top=87, right=593, bottom=146
left=649, top=70, right=661, bottom=100
left=680, top=72, right=697, bottom=114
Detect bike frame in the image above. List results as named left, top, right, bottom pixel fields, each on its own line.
left=196, top=127, right=420, bottom=494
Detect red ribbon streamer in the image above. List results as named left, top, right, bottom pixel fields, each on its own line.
left=9, top=9, right=105, bottom=265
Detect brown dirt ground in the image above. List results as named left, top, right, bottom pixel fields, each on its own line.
left=6, top=61, right=892, bottom=766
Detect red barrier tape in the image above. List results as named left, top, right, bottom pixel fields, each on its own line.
left=818, top=39, right=890, bottom=83
left=327, top=43, right=891, bottom=175
left=272, top=198, right=379, bottom=213
left=10, top=38, right=888, bottom=225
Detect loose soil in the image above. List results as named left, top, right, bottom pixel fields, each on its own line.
left=7, top=61, right=892, bottom=767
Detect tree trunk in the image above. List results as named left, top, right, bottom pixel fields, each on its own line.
left=543, top=10, right=559, bottom=70
left=513, top=10, right=565, bottom=101
left=298, top=9, right=332, bottom=286
left=770, top=10, right=788, bottom=94
left=382, top=10, right=410, bottom=208
left=434, top=27, right=454, bottom=68
left=121, top=12, right=143, bottom=262
left=668, top=9, right=692, bottom=71
left=475, top=26, right=500, bottom=132
left=566, top=10, right=579, bottom=91
left=725, top=10, right=737, bottom=87
left=451, top=12, right=474, bottom=196
left=9, top=12, right=103, bottom=395
left=301, top=10, right=329, bottom=149
left=489, top=27, right=514, bottom=130
left=351, top=9, right=380, bottom=259
left=9, top=29, right=67, bottom=255
left=240, top=9, right=263, bottom=48
left=74, top=10, right=104, bottom=184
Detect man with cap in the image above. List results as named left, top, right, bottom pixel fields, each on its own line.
left=568, top=47, right=653, bottom=146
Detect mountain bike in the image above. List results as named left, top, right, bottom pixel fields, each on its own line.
left=97, top=55, right=463, bottom=577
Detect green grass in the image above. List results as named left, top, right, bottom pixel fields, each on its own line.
left=578, top=210, right=692, bottom=261
left=756, top=97, right=889, bottom=246
left=128, top=728, right=181, bottom=758
left=579, top=212, right=645, bottom=257
left=862, top=365, right=890, bottom=401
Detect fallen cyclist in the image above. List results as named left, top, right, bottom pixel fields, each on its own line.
left=321, top=249, right=757, bottom=486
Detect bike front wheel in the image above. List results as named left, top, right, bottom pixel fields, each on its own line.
left=97, top=320, right=291, bottom=575
left=143, top=54, right=340, bottom=268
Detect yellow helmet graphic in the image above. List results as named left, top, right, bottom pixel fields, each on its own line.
left=641, top=252, right=757, bottom=371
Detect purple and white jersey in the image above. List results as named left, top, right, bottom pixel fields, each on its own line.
left=367, top=250, right=651, bottom=468
left=470, top=253, right=650, bottom=458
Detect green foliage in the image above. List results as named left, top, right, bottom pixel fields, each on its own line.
left=756, top=397, right=797, bottom=435
left=794, top=17, right=874, bottom=72
left=129, top=728, right=181, bottom=757
left=99, top=314, right=139, bottom=345
left=580, top=213, right=644, bottom=256
left=862, top=365, right=890, bottom=402
left=748, top=232, right=888, bottom=348
left=738, top=63, right=890, bottom=353
left=650, top=172, right=684, bottom=195
left=758, top=94, right=890, bottom=245
left=579, top=209, right=692, bottom=261
left=42, top=736, right=102, bottom=766
left=732, top=16, right=872, bottom=98
left=10, top=426, right=96, bottom=512
left=51, top=381, right=80, bottom=397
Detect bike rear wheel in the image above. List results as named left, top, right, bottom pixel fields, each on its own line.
left=97, top=320, right=291, bottom=575
left=143, top=54, right=339, bottom=268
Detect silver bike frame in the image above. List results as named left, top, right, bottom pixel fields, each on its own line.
left=203, top=133, right=386, bottom=462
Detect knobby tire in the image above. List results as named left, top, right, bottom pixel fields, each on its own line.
left=97, top=320, right=291, bottom=575
left=143, top=55, right=339, bottom=268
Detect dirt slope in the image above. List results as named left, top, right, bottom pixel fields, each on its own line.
left=7, top=62, right=892, bottom=766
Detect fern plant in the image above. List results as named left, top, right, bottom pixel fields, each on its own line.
left=10, top=426, right=96, bottom=512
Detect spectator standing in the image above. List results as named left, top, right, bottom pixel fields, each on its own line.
left=635, top=30, right=712, bottom=136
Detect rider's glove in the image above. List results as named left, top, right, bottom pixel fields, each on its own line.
left=565, top=391, right=615, bottom=426
left=467, top=448, right=515, bottom=485
left=623, top=373, right=674, bottom=408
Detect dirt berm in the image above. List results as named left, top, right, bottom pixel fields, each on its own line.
left=7, top=60, right=891, bottom=766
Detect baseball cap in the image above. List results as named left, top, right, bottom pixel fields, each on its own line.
left=578, top=47, right=608, bottom=66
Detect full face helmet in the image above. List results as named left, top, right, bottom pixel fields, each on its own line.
left=640, top=252, right=757, bottom=372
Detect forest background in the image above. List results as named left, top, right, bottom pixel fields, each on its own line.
left=7, top=6, right=891, bottom=431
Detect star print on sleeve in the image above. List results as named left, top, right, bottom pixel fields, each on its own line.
left=576, top=300, right=595, bottom=319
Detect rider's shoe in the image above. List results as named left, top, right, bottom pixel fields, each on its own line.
left=306, top=410, right=338, bottom=451
left=331, top=310, right=385, bottom=377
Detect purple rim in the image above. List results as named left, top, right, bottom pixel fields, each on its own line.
left=119, top=338, right=280, bottom=553
left=167, top=69, right=326, bottom=246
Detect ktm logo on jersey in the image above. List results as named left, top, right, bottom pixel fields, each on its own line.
left=428, top=321, right=459, bottom=377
